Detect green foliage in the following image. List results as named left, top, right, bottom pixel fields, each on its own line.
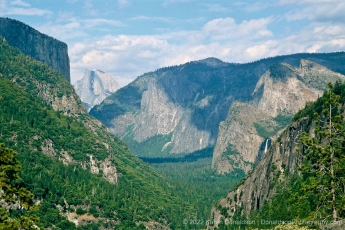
left=254, top=114, right=293, bottom=138
left=76, top=208, right=87, bottom=215
left=122, top=126, right=172, bottom=157
left=140, top=147, right=213, bottom=163
left=222, top=143, right=240, bottom=157
left=0, top=37, right=83, bottom=111
left=0, top=144, right=41, bottom=229
left=151, top=157, right=245, bottom=227
left=298, top=83, right=345, bottom=222
left=0, top=41, right=199, bottom=228
left=249, top=82, right=345, bottom=229
left=250, top=174, right=316, bottom=229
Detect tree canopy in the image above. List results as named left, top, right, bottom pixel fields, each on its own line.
left=0, top=143, right=40, bottom=229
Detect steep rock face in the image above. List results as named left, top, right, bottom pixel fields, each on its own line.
left=252, top=63, right=322, bottom=117
left=212, top=60, right=345, bottom=174
left=90, top=54, right=345, bottom=158
left=211, top=102, right=268, bottom=174
left=0, top=17, right=70, bottom=82
left=0, top=37, right=84, bottom=114
left=209, top=118, right=309, bottom=228
left=133, top=79, right=184, bottom=142
left=74, top=69, right=120, bottom=111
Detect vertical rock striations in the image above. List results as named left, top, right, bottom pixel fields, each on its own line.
left=211, top=61, right=345, bottom=174
left=74, top=69, right=120, bottom=111
left=0, top=17, right=70, bottom=82
left=90, top=53, right=345, bottom=159
left=209, top=118, right=310, bottom=228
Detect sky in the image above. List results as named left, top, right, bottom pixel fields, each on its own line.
left=1, top=0, right=344, bottom=86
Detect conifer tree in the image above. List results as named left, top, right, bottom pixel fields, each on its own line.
left=298, top=83, right=345, bottom=222
left=0, top=143, right=40, bottom=229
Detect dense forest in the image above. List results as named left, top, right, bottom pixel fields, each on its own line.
left=1, top=37, right=221, bottom=229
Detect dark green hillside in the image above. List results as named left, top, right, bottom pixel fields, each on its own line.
left=0, top=38, right=197, bottom=228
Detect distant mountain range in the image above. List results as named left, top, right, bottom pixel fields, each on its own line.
left=90, top=52, right=345, bottom=175
left=74, top=69, right=120, bottom=111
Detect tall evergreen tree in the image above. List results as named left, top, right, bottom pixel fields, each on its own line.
left=298, top=83, right=345, bottom=222
left=0, top=143, right=40, bottom=229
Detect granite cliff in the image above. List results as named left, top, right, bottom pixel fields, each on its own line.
left=91, top=53, right=345, bottom=160
left=0, top=17, right=70, bottom=82
left=74, top=69, right=120, bottom=111
left=212, top=60, right=345, bottom=174
left=209, top=117, right=309, bottom=228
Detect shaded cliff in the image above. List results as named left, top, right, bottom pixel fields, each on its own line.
left=91, top=53, right=345, bottom=158
left=0, top=17, right=70, bottom=82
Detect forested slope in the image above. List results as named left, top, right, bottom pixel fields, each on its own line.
left=209, top=82, right=345, bottom=229
left=0, top=37, right=196, bottom=229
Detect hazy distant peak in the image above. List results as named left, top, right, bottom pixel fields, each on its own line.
left=74, top=69, right=120, bottom=111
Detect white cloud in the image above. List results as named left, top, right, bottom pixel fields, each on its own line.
left=83, top=0, right=98, bottom=16
left=202, top=17, right=273, bottom=41
left=10, top=0, right=30, bottom=7
left=0, top=0, right=6, bottom=9
left=83, top=18, right=125, bottom=28
left=5, top=7, right=52, bottom=16
left=282, top=0, right=345, bottom=23
left=68, top=17, right=275, bottom=85
left=243, top=1, right=274, bottom=12
left=68, top=15, right=345, bottom=86
left=37, top=17, right=125, bottom=41
left=0, top=0, right=51, bottom=16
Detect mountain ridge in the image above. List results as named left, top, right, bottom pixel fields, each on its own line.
left=90, top=52, right=345, bottom=161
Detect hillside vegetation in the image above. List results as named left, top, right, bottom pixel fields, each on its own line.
left=0, top=37, right=200, bottom=229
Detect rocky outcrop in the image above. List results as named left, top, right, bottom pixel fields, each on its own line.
left=0, top=17, right=70, bottom=82
left=252, top=63, right=322, bottom=117
left=74, top=69, right=120, bottom=111
left=87, top=153, right=119, bottom=184
left=212, top=61, right=345, bottom=174
left=209, top=118, right=310, bottom=228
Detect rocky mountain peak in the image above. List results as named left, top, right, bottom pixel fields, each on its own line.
left=74, top=69, right=120, bottom=111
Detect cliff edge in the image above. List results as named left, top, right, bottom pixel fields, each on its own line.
left=0, top=17, right=70, bottom=82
